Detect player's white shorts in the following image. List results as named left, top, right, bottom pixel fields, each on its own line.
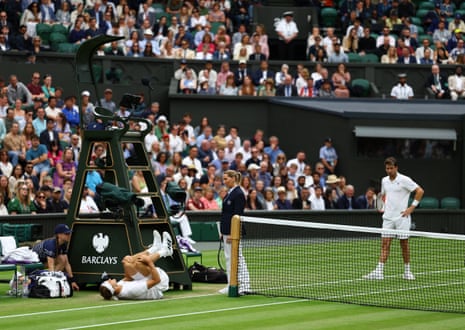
left=382, top=216, right=411, bottom=239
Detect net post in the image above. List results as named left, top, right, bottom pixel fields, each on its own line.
left=228, top=215, right=241, bottom=297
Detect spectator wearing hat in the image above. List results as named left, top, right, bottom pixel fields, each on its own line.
left=391, top=73, right=414, bottom=100
left=275, top=186, right=292, bottom=210
left=319, top=137, right=338, bottom=175
left=448, top=14, right=465, bottom=33
left=275, top=11, right=299, bottom=61
left=46, top=187, right=69, bottom=213
left=153, top=115, right=169, bottom=141
left=99, top=88, right=116, bottom=113
left=32, top=224, right=80, bottom=291
left=139, top=28, right=161, bottom=57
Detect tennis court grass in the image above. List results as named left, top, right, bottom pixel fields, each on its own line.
left=242, top=233, right=465, bottom=313
left=0, top=249, right=464, bottom=330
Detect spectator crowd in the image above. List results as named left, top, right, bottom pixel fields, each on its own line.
left=0, top=1, right=464, bottom=99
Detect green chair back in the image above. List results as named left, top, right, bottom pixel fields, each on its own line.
left=416, top=9, right=429, bottom=19
left=51, top=24, right=68, bottom=35
left=351, top=78, right=371, bottom=97
left=360, top=53, right=379, bottom=63
left=347, top=52, right=362, bottom=63
left=321, top=8, right=338, bottom=27
left=440, top=197, right=461, bottom=209
left=419, top=196, right=440, bottom=209
left=419, top=2, right=435, bottom=10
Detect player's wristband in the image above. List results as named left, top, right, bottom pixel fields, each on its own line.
left=411, top=200, right=419, bottom=207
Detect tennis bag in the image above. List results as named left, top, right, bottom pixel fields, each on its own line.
left=188, top=262, right=228, bottom=283
left=28, top=270, right=73, bottom=298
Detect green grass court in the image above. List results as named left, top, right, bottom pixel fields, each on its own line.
left=243, top=236, right=465, bottom=313
left=1, top=249, right=465, bottom=330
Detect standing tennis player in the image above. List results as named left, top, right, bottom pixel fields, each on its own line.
left=364, top=157, right=424, bottom=280
left=219, top=170, right=250, bottom=294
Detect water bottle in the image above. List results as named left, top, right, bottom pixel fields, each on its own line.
left=22, top=276, right=29, bottom=298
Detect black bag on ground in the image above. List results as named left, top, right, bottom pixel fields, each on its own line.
left=28, top=270, right=73, bottom=298
left=188, top=262, right=227, bottom=283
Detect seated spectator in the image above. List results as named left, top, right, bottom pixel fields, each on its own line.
left=292, top=186, right=311, bottom=210
left=358, top=26, right=376, bottom=55
left=200, top=187, right=220, bottom=210
left=56, top=1, right=72, bottom=28
left=179, top=69, right=197, bottom=94
left=175, top=39, right=195, bottom=59
left=252, top=24, right=269, bottom=59
left=332, top=63, right=351, bottom=98
left=356, top=186, right=377, bottom=209
left=249, top=43, right=266, bottom=61
left=187, top=186, right=206, bottom=210
left=425, top=64, right=450, bottom=99
left=26, top=134, right=50, bottom=187
left=328, top=42, right=348, bottom=63
left=213, top=41, right=231, bottom=60
left=309, top=185, right=325, bottom=210
left=416, top=38, right=434, bottom=63
left=245, top=188, right=263, bottom=210
left=294, top=68, right=310, bottom=94
left=32, top=189, right=48, bottom=213
left=275, top=64, right=290, bottom=87
left=447, top=29, right=463, bottom=53
left=391, top=73, right=414, bottom=100
left=46, top=187, right=69, bottom=213
left=8, top=183, right=36, bottom=214
left=233, top=34, right=253, bottom=61
left=317, top=79, right=335, bottom=98
left=257, top=78, right=276, bottom=96
left=342, top=27, right=359, bottom=53
left=53, top=147, right=76, bottom=188
left=238, top=76, right=256, bottom=96
left=275, top=186, right=292, bottom=210
left=336, top=184, right=360, bottom=209
left=308, top=36, right=326, bottom=62
left=448, top=14, right=465, bottom=33
left=450, top=39, right=465, bottom=63
left=376, top=27, right=396, bottom=48
left=448, top=65, right=465, bottom=101
left=276, top=74, right=297, bottom=97
left=69, top=16, right=86, bottom=44
left=419, top=49, right=434, bottom=64
left=381, top=46, right=398, bottom=64
left=219, top=74, right=238, bottom=96
left=397, top=46, right=417, bottom=64
left=433, top=20, right=451, bottom=45
left=434, top=41, right=452, bottom=64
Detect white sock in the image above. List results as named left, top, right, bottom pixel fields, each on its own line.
left=405, top=263, right=410, bottom=273
left=376, top=262, right=384, bottom=272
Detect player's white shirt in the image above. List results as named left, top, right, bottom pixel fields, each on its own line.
left=117, top=267, right=169, bottom=300
left=381, top=172, right=418, bottom=220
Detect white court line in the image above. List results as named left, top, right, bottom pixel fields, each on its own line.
left=57, top=299, right=308, bottom=330
left=0, top=293, right=218, bottom=320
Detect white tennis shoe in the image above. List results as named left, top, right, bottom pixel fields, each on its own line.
left=159, top=232, right=173, bottom=258
left=363, top=270, right=384, bottom=280
left=404, top=271, right=415, bottom=280
left=147, top=230, right=162, bottom=254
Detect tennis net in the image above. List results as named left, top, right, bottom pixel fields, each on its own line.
left=231, top=216, right=465, bottom=314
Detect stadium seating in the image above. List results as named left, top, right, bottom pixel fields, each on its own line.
left=418, top=196, right=440, bottom=209
left=351, top=78, right=378, bottom=97
left=49, top=32, right=68, bottom=51
left=347, top=52, right=362, bottom=63
left=415, top=9, right=429, bottom=20
left=360, top=53, right=379, bottom=63
left=418, top=2, right=435, bottom=10
left=440, top=197, right=460, bottom=209
left=320, top=8, right=338, bottom=28
left=461, top=3, right=465, bottom=10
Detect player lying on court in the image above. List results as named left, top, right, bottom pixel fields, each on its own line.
left=99, top=231, right=173, bottom=300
